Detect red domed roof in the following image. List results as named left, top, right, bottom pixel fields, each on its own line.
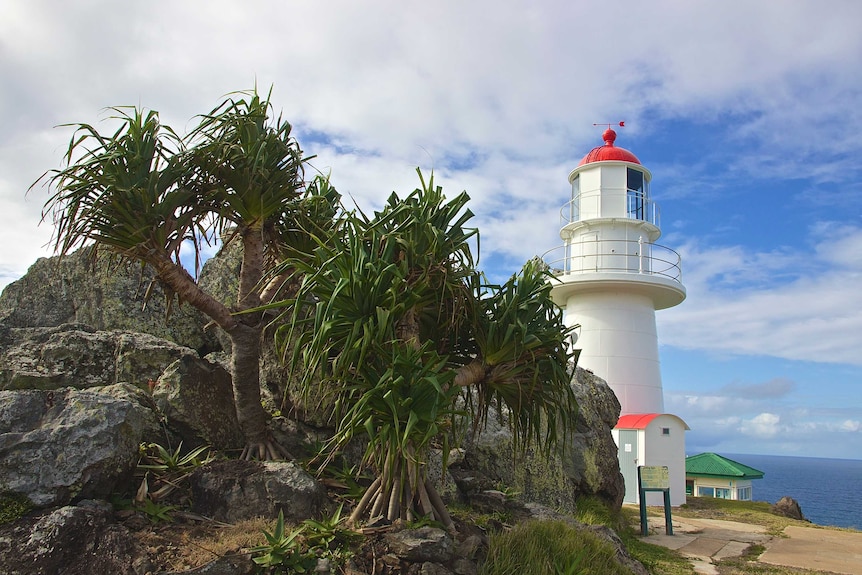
left=578, top=128, right=641, bottom=166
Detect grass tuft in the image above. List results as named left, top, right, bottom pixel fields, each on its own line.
left=479, top=519, right=637, bottom=575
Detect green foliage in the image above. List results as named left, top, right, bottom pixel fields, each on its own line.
left=251, top=506, right=358, bottom=573
left=138, top=442, right=214, bottom=474
left=275, top=170, right=578, bottom=524
left=251, top=510, right=317, bottom=573
left=479, top=520, right=636, bottom=575
left=301, top=503, right=359, bottom=558
left=0, top=492, right=33, bottom=525
left=574, top=495, right=624, bottom=532
left=134, top=442, right=214, bottom=503
left=619, top=536, right=694, bottom=575
left=137, top=498, right=178, bottom=524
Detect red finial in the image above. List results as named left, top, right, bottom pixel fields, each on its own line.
left=593, top=122, right=625, bottom=146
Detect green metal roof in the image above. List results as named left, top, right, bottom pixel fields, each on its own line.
left=685, top=453, right=764, bottom=480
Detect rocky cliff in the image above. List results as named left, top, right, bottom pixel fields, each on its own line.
left=0, top=246, right=629, bottom=572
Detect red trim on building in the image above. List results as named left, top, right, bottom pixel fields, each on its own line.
left=614, top=413, right=662, bottom=429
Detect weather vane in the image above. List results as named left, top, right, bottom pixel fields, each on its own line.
left=593, top=121, right=625, bottom=130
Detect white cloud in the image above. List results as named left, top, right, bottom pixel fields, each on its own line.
left=659, top=224, right=862, bottom=366
left=839, top=420, right=861, bottom=433
left=739, top=413, right=782, bottom=438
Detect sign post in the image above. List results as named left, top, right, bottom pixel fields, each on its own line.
left=638, top=465, right=673, bottom=536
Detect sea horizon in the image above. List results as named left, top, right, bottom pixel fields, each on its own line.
left=700, top=452, right=862, bottom=531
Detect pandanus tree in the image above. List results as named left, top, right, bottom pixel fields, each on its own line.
left=35, top=89, right=338, bottom=460
left=277, top=172, right=579, bottom=531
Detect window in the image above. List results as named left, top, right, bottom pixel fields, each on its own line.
left=737, top=487, right=752, bottom=501
left=698, top=486, right=714, bottom=497
left=570, top=174, right=580, bottom=221
left=716, top=488, right=731, bottom=499
left=661, top=427, right=670, bottom=436
left=626, top=168, right=646, bottom=221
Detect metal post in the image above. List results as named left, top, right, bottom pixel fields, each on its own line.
left=638, top=236, right=644, bottom=274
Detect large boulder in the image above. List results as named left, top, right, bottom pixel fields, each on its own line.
left=0, top=246, right=219, bottom=355
left=0, top=384, right=161, bottom=507
left=189, top=459, right=327, bottom=523
left=0, top=324, right=199, bottom=391
left=451, top=367, right=625, bottom=512
left=0, top=502, right=154, bottom=575
left=772, top=496, right=807, bottom=521
left=152, top=354, right=245, bottom=451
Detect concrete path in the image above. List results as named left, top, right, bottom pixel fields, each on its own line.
left=643, top=516, right=771, bottom=574
left=760, top=525, right=862, bottom=575
left=642, top=516, right=862, bottom=575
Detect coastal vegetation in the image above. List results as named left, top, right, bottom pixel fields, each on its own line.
left=35, top=88, right=340, bottom=461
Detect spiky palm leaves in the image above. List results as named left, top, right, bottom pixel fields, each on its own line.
left=36, top=89, right=338, bottom=459
left=278, top=171, right=578, bottom=530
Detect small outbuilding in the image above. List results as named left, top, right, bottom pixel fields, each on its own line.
left=614, top=413, right=689, bottom=506
left=685, top=452, right=764, bottom=501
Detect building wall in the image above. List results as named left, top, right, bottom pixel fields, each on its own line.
left=688, top=477, right=755, bottom=501
left=642, top=415, right=687, bottom=506
left=565, top=291, right=664, bottom=415
left=613, top=415, right=688, bottom=506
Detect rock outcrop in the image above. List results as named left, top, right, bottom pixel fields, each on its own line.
left=0, top=384, right=162, bottom=507
left=450, top=367, right=625, bottom=512
left=0, top=324, right=198, bottom=391
left=772, top=496, right=807, bottom=521
left=0, top=246, right=218, bottom=355
left=0, top=241, right=634, bottom=573
left=189, top=459, right=327, bottom=523
left=152, top=354, right=245, bottom=451
left=0, top=502, right=154, bottom=575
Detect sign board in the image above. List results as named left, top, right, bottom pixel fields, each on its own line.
left=639, top=466, right=669, bottom=489
left=637, top=466, right=673, bottom=536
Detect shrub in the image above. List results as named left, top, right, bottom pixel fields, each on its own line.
left=479, top=520, right=636, bottom=575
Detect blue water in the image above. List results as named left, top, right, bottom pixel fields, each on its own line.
left=724, top=453, right=862, bottom=530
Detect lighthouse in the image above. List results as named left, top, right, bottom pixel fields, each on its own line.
left=545, top=126, right=689, bottom=505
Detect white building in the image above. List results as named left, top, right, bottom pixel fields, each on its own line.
left=615, top=413, right=689, bottom=505
left=545, top=126, right=688, bottom=505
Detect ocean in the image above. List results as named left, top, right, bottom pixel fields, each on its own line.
left=724, top=453, right=862, bottom=531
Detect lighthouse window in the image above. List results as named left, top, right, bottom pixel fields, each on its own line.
left=570, top=174, right=580, bottom=221
left=627, top=168, right=645, bottom=221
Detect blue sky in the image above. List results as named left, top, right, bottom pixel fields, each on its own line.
left=2, top=0, right=860, bottom=459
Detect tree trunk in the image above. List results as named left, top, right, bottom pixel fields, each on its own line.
left=229, top=321, right=268, bottom=445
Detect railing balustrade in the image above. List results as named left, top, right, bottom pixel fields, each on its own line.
left=542, top=238, right=682, bottom=283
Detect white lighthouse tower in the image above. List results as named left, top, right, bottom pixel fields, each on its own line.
left=545, top=125, right=688, bottom=505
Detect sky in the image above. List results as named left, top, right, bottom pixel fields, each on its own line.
left=2, top=0, right=861, bottom=460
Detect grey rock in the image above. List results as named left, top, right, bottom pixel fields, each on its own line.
left=0, top=246, right=218, bottom=355
left=189, top=459, right=327, bottom=523
left=772, top=496, right=807, bottom=521
left=161, top=555, right=255, bottom=575
left=450, top=557, right=478, bottom=575
left=0, top=384, right=161, bottom=507
left=0, top=324, right=199, bottom=391
left=412, top=563, right=453, bottom=575
left=0, top=504, right=154, bottom=575
left=453, top=367, right=624, bottom=513
left=384, top=527, right=454, bottom=564
left=152, top=355, right=245, bottom=451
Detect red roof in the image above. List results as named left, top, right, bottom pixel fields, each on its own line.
left=615, top=413, right=691, bottom=430
left=615, top=413, right=661, bottom=429
left=578, top=128, right=641, bottom=166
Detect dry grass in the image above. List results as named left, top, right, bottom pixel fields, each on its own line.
left=132, top=516, right=276, bottom=572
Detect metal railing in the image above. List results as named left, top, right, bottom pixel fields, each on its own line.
left=542, top=238, right=682, bottom=283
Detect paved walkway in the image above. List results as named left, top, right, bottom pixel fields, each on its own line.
left=642, top=515, right=862, bottom=575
